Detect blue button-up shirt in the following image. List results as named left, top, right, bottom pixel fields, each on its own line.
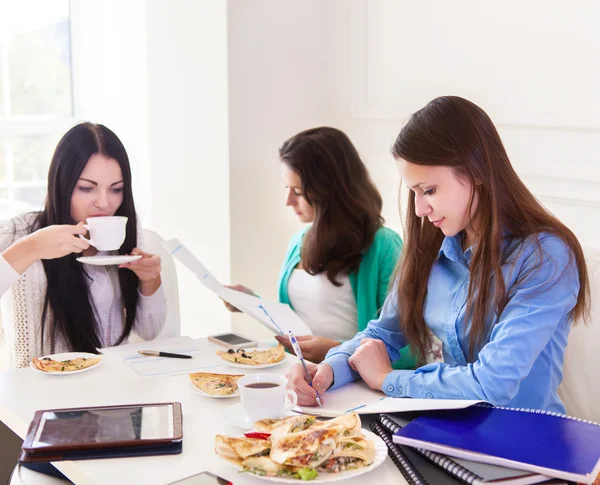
left=324, top=232, right=579, bottom=413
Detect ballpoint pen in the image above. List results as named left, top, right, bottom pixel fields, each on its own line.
left=287, top=331, right=323, bottom=407
left=138, top=350, right=192, bottom=359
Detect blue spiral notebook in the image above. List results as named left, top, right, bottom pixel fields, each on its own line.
left=392, top=404, right=600, bottom=484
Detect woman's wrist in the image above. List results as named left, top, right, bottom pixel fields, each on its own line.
left=2, top=235, right=40, bottom=274
left=139, top=275, right=162, bottom=296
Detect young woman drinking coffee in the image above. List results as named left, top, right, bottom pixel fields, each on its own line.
left=287, top=97, right=589, bottom=413
left=0, top=122, right=166, bottom=369
left=225, top=127, right=416, bottom=368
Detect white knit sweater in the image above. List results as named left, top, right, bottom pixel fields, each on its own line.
left=0, top=213, right=167, bottom=368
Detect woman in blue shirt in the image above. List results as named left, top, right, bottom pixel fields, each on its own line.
left=287, top=96, right=589, bottom=413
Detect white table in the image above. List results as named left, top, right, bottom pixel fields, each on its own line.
left=0, top=339, right=407, bottom=485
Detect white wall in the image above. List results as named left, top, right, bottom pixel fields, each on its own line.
left=146, top=0, right=231, bottom=338
left=70, top=0, right=151, bottom=222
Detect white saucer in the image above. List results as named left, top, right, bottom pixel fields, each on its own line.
left=76, top=255, right=142, bottom=266
left=222, top=402, right=294, bottom=430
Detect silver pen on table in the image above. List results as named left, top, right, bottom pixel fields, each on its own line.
left=287, top=330, right=323, bottom=407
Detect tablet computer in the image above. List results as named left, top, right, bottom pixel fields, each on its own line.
left=22, top=402, right=182, bottom=454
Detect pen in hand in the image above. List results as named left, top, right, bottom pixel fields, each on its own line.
left=288, top=331, right=323, bottom=407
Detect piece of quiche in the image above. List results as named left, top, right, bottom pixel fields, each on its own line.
left=216, top=344, right=285, bottom=366
left=189, top=372, right=244, bottom=396
left=31, top=355, right=102, bottom=373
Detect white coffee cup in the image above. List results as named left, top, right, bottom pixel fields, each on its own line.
left=79, top=216, right=128, bottom=251
left=238, top=373, right=298, bottom=423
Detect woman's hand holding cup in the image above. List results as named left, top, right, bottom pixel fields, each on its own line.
left=286, top=362, right=334, bottom=406
left=3, top=223, right=89, bottom=275
left=30, top=222, right=90, bottom=260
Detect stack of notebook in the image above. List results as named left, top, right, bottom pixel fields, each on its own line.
left=370, top=404, right=600, bottom=485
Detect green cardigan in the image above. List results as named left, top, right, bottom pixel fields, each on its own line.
left=277, top=225, right=416, bottom=369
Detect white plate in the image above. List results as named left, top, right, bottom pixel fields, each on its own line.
left=222, top=402, right=295, bottom=430
left=76, top=255, right=142, bottom=266
left=188, top=380, right=240, bottom=399
left=220, top=351, right=288, bottom=369
left=223, top=428, right=387, bottom=483
left=30, top=352, right=103, bottom=375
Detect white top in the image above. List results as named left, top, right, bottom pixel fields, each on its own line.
left=0, top=213, right=167, bottom=368
left=287, top=268, right=358, bottom=342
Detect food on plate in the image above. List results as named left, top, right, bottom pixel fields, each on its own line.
left=215, top=434, right=271, bottom=464
left=317, top=436, right=376, bottom=473
left=255, top=414, right=317, bottom=438
left=310, top=412, right=363, bottom=438
left=216, top=344, right=285, bottom=366
left=241, top=456, right=317, bottom=480
left=214, top=412, right=374, bottom=480
left=189, top=372, right=244, bottom=396
left=31, top=355, right=102, bottom=373
left=270, top=425, right=344, bottom=468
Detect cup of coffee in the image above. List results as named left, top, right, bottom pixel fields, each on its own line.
left=79, top=216, right=128, bottom=251
left=238, top=373, right=298, bottom=422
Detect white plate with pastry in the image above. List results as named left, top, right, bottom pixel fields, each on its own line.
left=188, top=372, right=243, bottom=398
left=216, top=345, right=287, bottom=369
left=215, top=412, right=387, bottom=482
left=30, top=352, right=103, bottom=375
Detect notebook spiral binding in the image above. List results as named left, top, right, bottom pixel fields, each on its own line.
left=379, top=415, right=483, bottom=485
left=474, top=402, right=600, bottom=426
left=370, top=421, right=430, bottom=485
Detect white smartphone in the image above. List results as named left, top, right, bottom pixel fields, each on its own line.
left=207, top=333, right=257, bottom=349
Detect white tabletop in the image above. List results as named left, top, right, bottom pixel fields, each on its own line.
left=0, top=338, right=407, bottom=485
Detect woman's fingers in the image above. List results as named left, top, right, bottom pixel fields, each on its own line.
left=287, top=364, right=317, bottom=404
left=275, top=335, right=294, bottom=353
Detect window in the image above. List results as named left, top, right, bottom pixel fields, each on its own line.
left=0, top=0, right=75, bottom=219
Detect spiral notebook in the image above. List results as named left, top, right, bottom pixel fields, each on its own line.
left=370, top=421, right=465, bottom=485
left=376, top=415, right=550, bottom=485
left=392, top=404, right=600, bottom=484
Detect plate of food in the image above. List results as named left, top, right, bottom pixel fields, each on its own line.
left=214, top=412, right=386, bottom=482
left=30, top=352, right=103, bottom=375
left=189, top=372, right=244, bottom=398
left=216, top=344, right=286, bottom=369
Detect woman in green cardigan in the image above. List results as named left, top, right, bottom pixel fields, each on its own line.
left=226, top=127, right=415, bottom=367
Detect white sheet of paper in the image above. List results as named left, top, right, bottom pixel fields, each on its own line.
left=163, top=238, right=313, bottom=336
left=297, top=380, right=486, bottom=417
left=98, top=336, right=223, bottom=378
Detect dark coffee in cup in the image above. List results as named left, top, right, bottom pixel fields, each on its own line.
left=244, top=382, right=279, bottom=389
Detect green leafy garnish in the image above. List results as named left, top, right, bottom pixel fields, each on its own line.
left=298, top=468, right=318, bottom=481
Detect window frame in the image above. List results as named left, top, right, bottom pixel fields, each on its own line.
left=0, top=0, right=79, bottom=217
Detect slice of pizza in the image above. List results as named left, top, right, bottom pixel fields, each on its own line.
left=31, top=355, right=102, bottom=372
left=189, top=372, right=244, bottom=396
left=216, top=344, right=285, bottom=366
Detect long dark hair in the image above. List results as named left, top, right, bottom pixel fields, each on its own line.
left=391, top=96, right=589, bottom=362
left=36, top=122, right=139, bottom=353
left=279, top=127, right=384, bottom=285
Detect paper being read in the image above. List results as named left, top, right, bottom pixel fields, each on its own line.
left=163, top=238, right=313, bottom=336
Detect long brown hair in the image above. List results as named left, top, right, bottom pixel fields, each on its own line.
left=279, top=127, right=384, bottom=285
left=391, top=96, right=589, bottom=362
